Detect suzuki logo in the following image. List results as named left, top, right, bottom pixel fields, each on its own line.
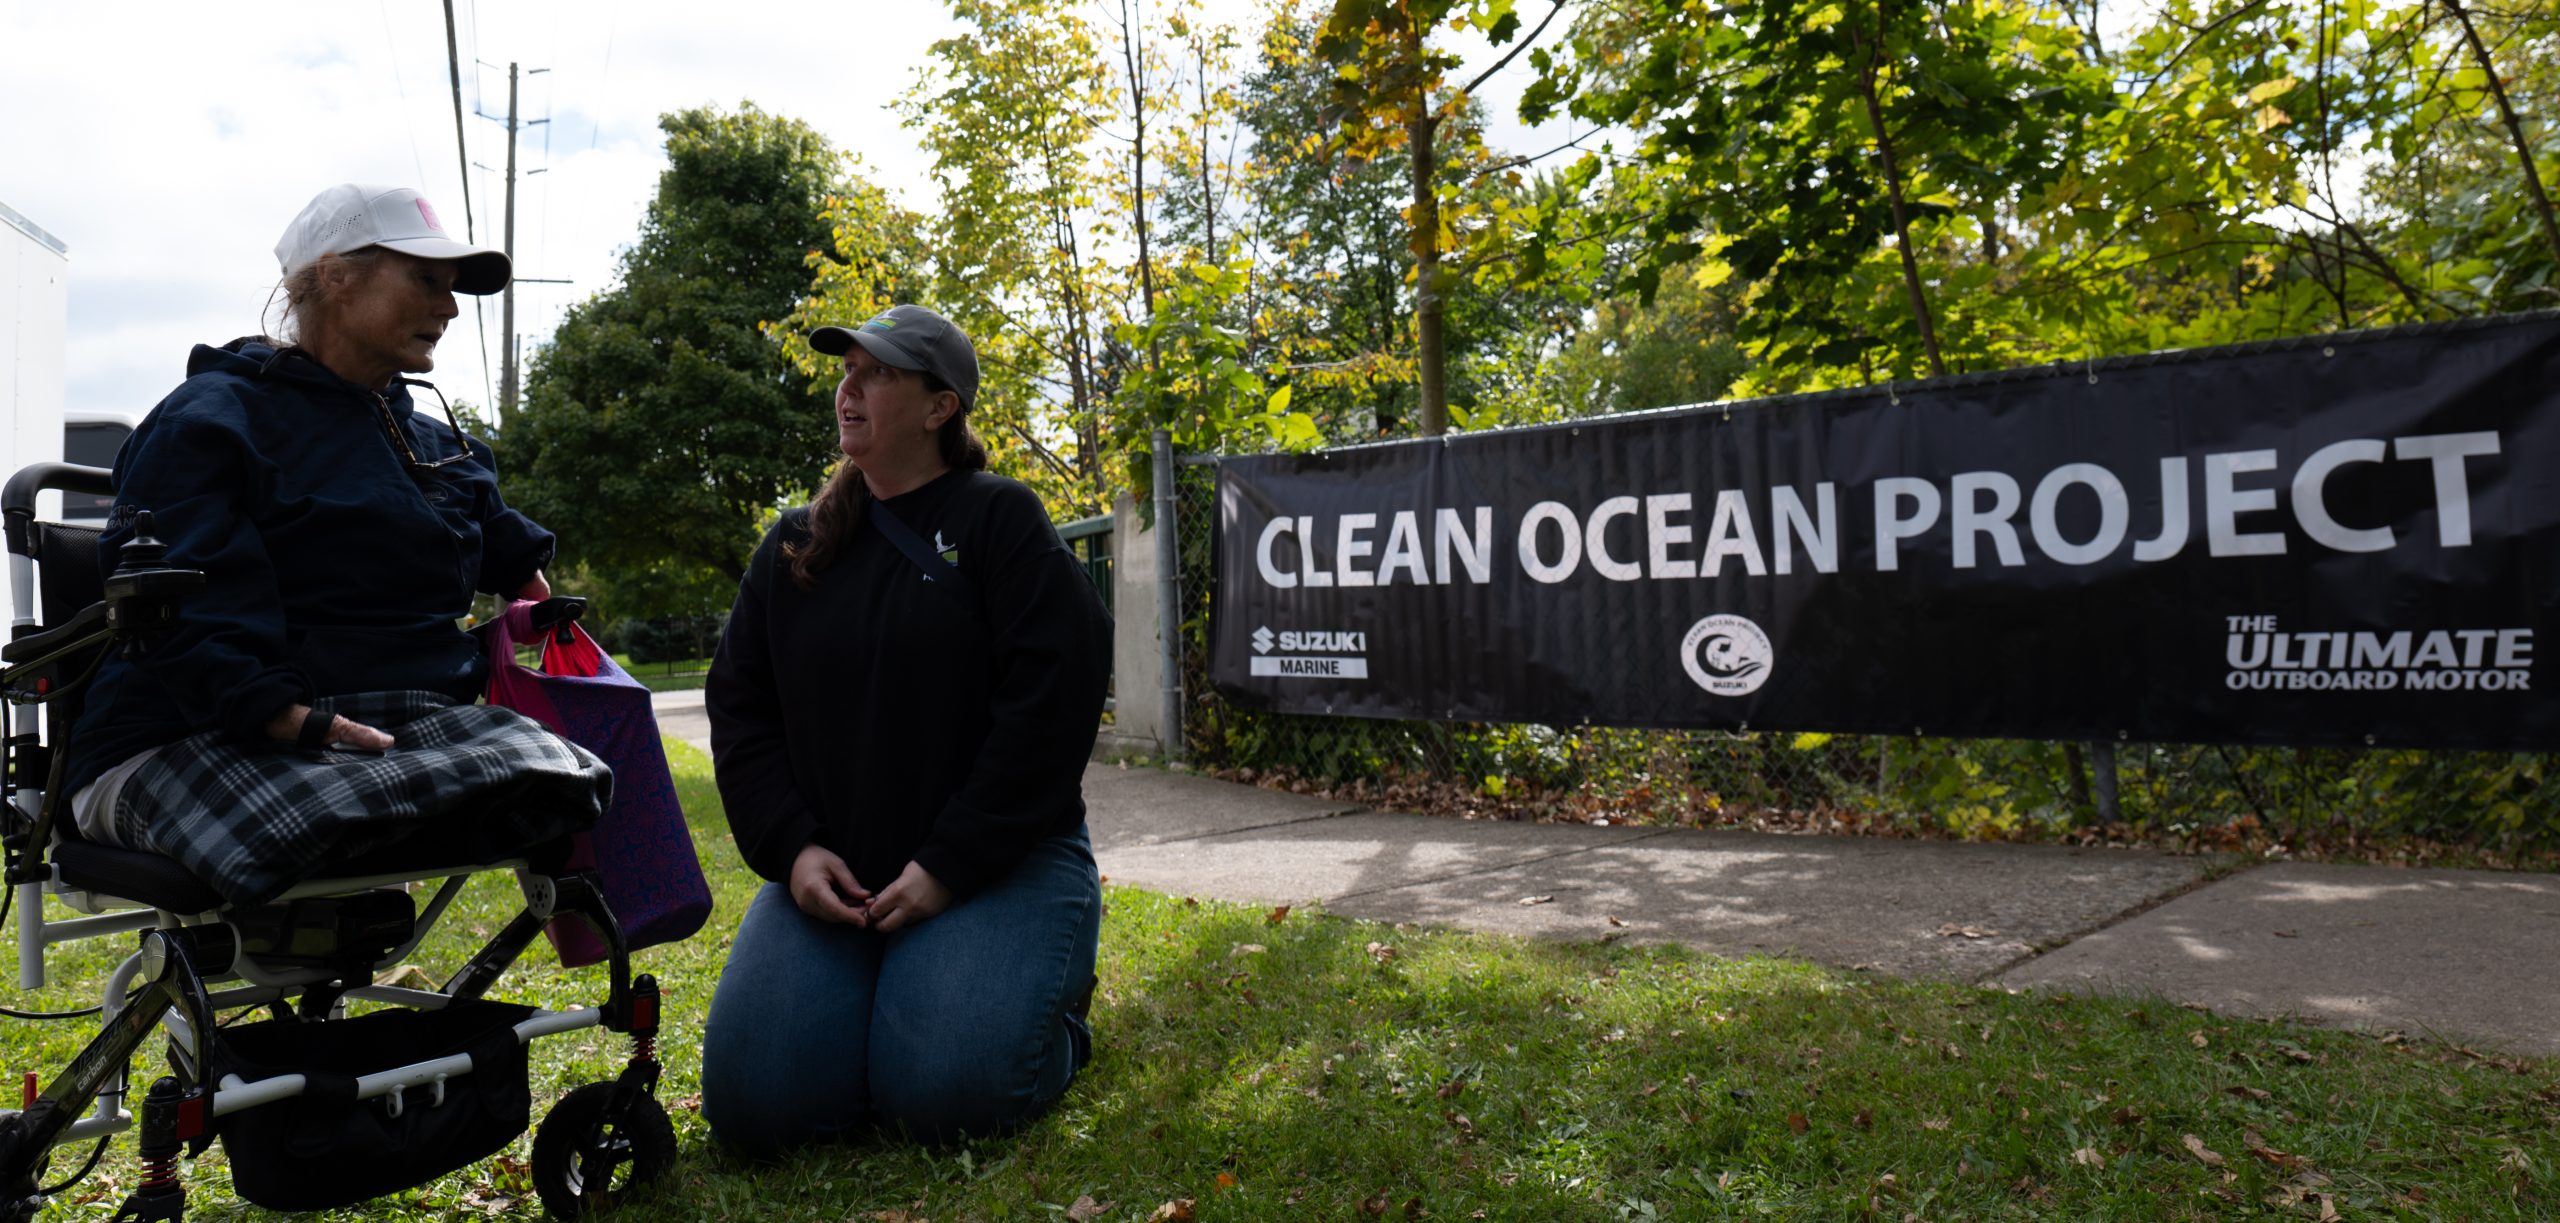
left=1252, top=626, right=1276, bottom=654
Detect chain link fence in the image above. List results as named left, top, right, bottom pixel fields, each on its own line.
left=1166, top=461, right=2560, bottom=853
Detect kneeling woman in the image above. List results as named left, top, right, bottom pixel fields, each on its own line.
left=701, top=305, right=1111, bottom=1152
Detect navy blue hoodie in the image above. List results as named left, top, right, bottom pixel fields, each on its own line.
left=63, top=339, right=555, bottom=794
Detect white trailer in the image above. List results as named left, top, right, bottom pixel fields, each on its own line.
left=1, top=199, right=70, bottom=623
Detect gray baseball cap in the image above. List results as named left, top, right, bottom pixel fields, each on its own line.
left=809, top=304, right=980, bottom=410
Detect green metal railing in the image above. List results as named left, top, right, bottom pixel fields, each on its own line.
left=1057, top=513, right=1112, bottom=616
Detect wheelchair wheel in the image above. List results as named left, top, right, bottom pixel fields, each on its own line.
left=530, top=1081, right=675, bottom=1218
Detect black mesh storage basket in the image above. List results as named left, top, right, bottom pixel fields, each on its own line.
left=206, top=1000, right=536, bottom=1210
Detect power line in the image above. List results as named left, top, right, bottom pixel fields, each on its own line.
left=377, top=0, right=431, bottom=191
left=441, top=0, right=475, bottom=241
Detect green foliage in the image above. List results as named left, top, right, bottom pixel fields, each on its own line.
left=900, top=0, right=1127, bottom=519
left=504, top=104, right=850, bottom=619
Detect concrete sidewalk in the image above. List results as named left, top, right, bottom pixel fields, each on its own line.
left=648, top=692, right=2558, bottom=1055
left=1080, top=762, right=2560, bottom=1056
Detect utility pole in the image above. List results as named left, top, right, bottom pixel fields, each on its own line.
left=472, top=62, right=562, bottom=436
left=501, top=62, right=522, bottom=432
left=495, top=62, right=549, bottom=433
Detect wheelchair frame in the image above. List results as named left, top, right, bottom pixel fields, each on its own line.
left=0, top=463, right=672, bottom=1221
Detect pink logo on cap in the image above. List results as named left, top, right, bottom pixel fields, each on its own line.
left=415, top=198, right=446, bottom=234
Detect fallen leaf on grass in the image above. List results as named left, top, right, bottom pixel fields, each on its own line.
left=1786, top=1112, right=1809, bottom=1134
left=1230, top=943, right=1266, bottom=957
left=2190, top=1031, right=2210, bottom=1049
left=2110, top=1105, right=2143, bottom=1126
left=1606, top=915, right=1627, bottom=927
left=2182, top=1134, right=2225, bottom=1167
left=2223, top=1085, right=2271, bottom=1101
left=1266, top=904, right=1292, bottom=924
left=1215, top=1172, right=1239, bottom=1191
left=1148, top=1200, right=1196, bottom=1223
left=1517, top=894, right=1555, bottom=906
left=2071, top=1146, right=2105, bottom=1168
left=1066, top=1197, right=1114, bottom=1222
left=1358, top=1189, right=1390, bottom=1216
left=2245, top=1140, right=2303, bottom=1170
left=1852, top=1109, right=1873, bottom=1130
left=1366, top=942, right=1398, bottom=964
left=1922, top=1117, right=1950, bottom=1131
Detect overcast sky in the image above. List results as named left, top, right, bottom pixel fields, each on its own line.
left=0, top=0, right=1573, bottom=423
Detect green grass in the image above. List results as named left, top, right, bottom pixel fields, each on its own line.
left=604, top=654, right=707, bottom=693
left=3, top=743, right=2553, bottom=1220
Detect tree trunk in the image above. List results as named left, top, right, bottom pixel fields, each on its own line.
left=2442, top=0, right=2560, bottom=271
left=1199, top=48, right=1217, bottom=260
left=1404, top=17, right=1448, bottom=437
left=1120, top=0, right=1157, bottom=314
left=1853, top=11, right=1947, bottom=378
left=1409, top=108, right=1447, bottom=436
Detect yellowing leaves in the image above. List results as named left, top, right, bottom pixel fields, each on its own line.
left=1802, top=3, right=1846, bottom=32
left=2253, top=104, right=2293, bottom=133
left=2246, top=75, right=2299, bottom=103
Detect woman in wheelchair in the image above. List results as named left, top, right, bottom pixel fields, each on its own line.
left=0, top=185, right=670, bottom=1222
left=62, top=182, right=608, bottom=900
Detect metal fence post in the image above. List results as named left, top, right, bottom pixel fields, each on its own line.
left=1153, top=429, right=1184, bottom=763
left=2091, top=740, right=2121, bottom=822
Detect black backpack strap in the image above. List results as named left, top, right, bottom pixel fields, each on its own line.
left=869, top=497, right=977, bottom=605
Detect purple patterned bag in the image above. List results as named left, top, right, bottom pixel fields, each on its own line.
left=484, top=600, right=712, bottom=967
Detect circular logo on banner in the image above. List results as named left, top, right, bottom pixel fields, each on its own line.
left=1681, top=615, right=1774, bottom=696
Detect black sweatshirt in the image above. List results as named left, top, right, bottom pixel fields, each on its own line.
left=706, top=469, right=1112, bottom=898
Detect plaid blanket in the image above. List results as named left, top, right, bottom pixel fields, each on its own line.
left=104, top=691, right=611, bottom=908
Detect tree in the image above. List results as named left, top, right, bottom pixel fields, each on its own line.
left=892, top=0, right=1131, bottom=519
left=504, top=104, right=848, bottom=618
left=1314, top=0, right=1567, bottom=434
left=1531, top=0, right=2111, bottom=388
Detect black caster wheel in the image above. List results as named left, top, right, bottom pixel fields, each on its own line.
left=530, top=1081, right=675, bottom=1218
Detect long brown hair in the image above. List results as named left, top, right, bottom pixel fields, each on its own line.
left=784, top=370, right=988, bottom=590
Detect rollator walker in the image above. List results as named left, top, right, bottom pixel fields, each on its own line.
left=0, top=462, right=675, bottom=1220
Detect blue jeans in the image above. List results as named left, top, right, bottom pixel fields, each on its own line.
left=699, top=828, right=1100, bottom=1155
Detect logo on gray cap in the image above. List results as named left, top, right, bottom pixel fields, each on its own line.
left=808, top=304, right=981, bottom=409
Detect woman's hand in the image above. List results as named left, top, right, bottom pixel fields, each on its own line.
left=264, top=703, right=395, bottom=752
left=788, top=842, right=873, bottom=925
left=517, top=570, right=552, bottom=602
left=866, top=861, right=952, bottom=933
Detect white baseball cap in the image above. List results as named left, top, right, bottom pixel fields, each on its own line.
left=274, top=184, right=510, bottom=295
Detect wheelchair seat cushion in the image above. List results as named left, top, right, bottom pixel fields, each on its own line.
left=93, top=690, right=608, bottom=909
left=52, top=825, right=578, bottom=915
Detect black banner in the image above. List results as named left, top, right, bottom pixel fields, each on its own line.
left=1210, top=313, right=2560, bottom=750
